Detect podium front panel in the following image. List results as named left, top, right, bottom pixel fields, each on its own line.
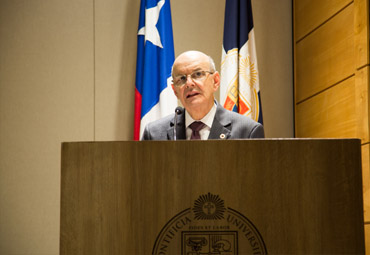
left=60, top=139, right=364, bottom=254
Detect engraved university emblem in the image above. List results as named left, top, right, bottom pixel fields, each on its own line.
left=183, top=231, right=237, bottom=254
left=153, top=193, right=267, bottom=254
left=193, top=193, right=225, bottom=220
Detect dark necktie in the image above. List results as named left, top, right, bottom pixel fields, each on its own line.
left=189, top=121, right=206, bottom=140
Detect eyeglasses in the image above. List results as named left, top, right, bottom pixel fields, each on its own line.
left=172, top=70, right=214, bottom=87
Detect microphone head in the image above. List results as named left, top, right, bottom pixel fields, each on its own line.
left=175, top=106, right=183, bottom=115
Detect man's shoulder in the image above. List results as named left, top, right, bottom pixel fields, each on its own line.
left=142, top=113, right=175, bottom=140
left=147, top=113, right=175, bottom=128
left=215, top=104, right=264, bottom=138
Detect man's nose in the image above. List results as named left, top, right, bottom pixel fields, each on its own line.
left=185, top=75, right=195, bottom=88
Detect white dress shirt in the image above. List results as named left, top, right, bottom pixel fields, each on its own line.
left=185, top=104, right=217, bottom=140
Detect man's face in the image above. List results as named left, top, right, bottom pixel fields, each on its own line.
left=171, top=52, right=220, bottom=116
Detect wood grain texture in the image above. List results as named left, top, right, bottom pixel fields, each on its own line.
left=296, top=77, right=357, bottom=138
left=355, top=67, right=370, bottom=143
left=366, top=224, right=370, bottom=254
left=294, top=0, right=352, bottom=41
left=295, top=3, right=355, bottom=102
left=363, top=144, right=370, bottom=223
left=60, top=140, right=364, bottom=254
left=294, top=1, right=369, bottom=252
left=354, top=0, right=370, bottom=69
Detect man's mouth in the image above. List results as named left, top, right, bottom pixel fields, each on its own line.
left=186, top=91, right=200, bottom=99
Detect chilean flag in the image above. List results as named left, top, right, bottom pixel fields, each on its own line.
left=134, top=0, right=177, bottom=140
left=220, top=0, right=263, bottom=125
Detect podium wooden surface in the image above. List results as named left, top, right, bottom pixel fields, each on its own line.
left=60, top=139, right=365, bottom=254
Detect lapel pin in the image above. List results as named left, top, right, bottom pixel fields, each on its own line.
left=220, top=134, right=226, bottom=139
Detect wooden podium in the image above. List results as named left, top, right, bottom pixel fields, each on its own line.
left=60, top=139, right=365, bottom=254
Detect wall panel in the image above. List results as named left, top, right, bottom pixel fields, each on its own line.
left=94, top=0, right=139, bottom=141
left=0, top=0, right=94, bottom=254
left=252, top=0, right=293, bottom=138
left=354, top=0, right=370, bottom=69
left=296, top=4, right=354, bottom=102
left=355, top=67, right=370, bottom=143
left=296, top=78, right=356, bottom=138
left=294, top=0, right=352, bottom=41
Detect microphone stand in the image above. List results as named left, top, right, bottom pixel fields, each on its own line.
left=173, top=106, right=183, bottom=141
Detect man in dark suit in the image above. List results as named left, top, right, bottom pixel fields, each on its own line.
left=142, top=51, right=264, bottom=140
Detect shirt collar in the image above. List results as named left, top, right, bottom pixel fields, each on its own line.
left=185, top=103, right=217, bottom=128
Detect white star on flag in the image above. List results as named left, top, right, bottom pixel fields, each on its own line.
left=137, top=0, right=165, bottom=48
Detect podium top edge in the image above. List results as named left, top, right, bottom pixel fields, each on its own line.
left=61, top=138, right=362, bottom=145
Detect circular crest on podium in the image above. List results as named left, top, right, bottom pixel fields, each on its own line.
left=152, top=192, right=267, bottom=254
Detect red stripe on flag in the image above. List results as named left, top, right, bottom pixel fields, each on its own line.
left=134, top=88, right=142, bottom=140
left=238, top=98, right=249, bottom=115
left=224, top=96, right=236, bottom=111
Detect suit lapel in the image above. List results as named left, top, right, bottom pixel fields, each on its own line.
left=208, top=104, right=232, bottom=140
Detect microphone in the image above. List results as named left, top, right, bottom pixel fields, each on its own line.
left=173, top=106, right=183, bottom=141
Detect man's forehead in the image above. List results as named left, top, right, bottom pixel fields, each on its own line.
left=173, top=53, right=209, bottom=74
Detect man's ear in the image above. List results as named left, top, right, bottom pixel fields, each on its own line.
left=213, top=72, right=220, bottom=91
left=171, top=84, right=179, bottom=97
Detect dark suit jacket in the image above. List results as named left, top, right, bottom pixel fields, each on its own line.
left=142, top=103, right=265, bottom=140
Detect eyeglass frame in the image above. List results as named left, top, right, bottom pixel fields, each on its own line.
left=172, top=70, right=214, bottom=87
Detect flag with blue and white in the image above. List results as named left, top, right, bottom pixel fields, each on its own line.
left=134, top=0, right=177, bottom=140
left=220, top=0, right=263, bottom=125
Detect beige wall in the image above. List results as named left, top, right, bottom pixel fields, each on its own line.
left=0, top=0, right=293, bottom=254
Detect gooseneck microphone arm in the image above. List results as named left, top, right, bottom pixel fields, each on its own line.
left=173, top=106, right=183, bottom=141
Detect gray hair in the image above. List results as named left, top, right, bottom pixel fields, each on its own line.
left=208, top=55, right=216, bottom=73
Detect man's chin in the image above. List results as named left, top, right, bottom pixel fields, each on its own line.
left=185, top=96, right=203, bottom=106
